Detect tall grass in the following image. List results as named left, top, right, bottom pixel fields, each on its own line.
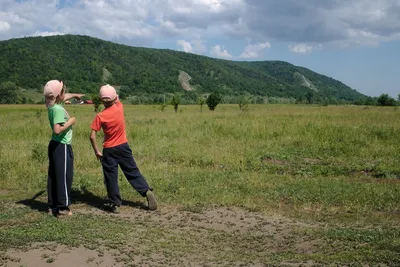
left=0, top=104, right=399, bottom=218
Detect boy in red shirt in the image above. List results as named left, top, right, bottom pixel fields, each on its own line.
left=89, top=85, right=157, bottom=212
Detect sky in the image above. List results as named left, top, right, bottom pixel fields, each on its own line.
left=0, top=0, right=399, bottom=98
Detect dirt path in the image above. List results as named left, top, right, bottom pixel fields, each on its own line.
left=3, top=204, right=323, bottom=267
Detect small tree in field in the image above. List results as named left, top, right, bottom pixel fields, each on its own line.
left=238, top=96, right=250, bottom=111
left=377, top=94, right=396, bottom=106
left=171, top=93, right=181, bottom=113
left=198, top=96, right=206, bottom=111
left=0, top=81, right=18, bottom=104
left=91, top=94, right=102, bottom=112
left=206, top=92, right=221, bottom=111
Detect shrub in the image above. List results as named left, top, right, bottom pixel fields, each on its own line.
left=171, top=93, right=181, bottom=113
left=377, top=94, right=397, bottom=106
left=206, top=92, right=221, bottom=111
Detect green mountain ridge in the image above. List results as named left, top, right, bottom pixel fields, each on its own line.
left=0, top=34, right=365, bottom=102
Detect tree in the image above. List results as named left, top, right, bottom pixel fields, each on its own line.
left=91, top=94, right=102, bottom=112
left=170, top=93, right=181, bottom=113
left=238, top=95, right=249, bottom=111
left=206, top=92, right=221, bottom=111
left=328, top=96, right=338, bottom=105
left=354, top=97, right=365, bottom=105
left=295, top=95, right=305, bottom=104
left=305, top=91, right=315, bottom=104
left=118, top=85, right=131, bottom=100
left=377, top=94, right=396, bottom=106
left=0, top=81, right=18, bottom=104
left=365, top=96, right=377, bottom=106
left=198, top=95, right=206, bottom=111
left=182, top=91, right=198, bottom=104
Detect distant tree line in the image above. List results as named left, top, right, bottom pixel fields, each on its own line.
left=352, top=94, right=399, bottom=107
left=0, top=80, right=398, bottom=108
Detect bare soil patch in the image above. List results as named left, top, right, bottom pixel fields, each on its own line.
left=3, top=205, right=322, bottom=266
left=4, top=244, right=122, bottom=267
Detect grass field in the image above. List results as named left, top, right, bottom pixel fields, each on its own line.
left=0, top=103, right=399, bottom=266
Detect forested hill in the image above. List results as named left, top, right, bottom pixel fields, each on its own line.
left=0, top=34, right=364, bottom=102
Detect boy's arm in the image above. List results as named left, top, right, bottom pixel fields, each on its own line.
left=53, top=117, right=76, bottom=135
left=89, top=129, right=103, bottom=160
left=63, top=93, right=85, bottom=102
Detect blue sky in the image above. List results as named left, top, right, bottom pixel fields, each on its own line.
left=1, top=0, right=399, bottom=98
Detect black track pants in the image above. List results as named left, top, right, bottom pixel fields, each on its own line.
left=102, top=143, right=150, bottom=206
left=47, top=140, right=73, bottom=209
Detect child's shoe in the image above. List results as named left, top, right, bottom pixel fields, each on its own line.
left=146, top=190, right=158, bottom=211
left=104, top=202, right=120, bottom=214
left=57, top=208, right=73, bottom=218
left=110, top=205, right=120, bottom=214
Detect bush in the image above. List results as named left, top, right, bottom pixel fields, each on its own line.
left=377, top=94, right=397, bottom=106
left=0, top=81, right=18, bottom=104
left=238, top=96, right=250, bottom=111
left=206, top=92, right=221, bottom=111
left=91, top=94, right=102, bottom=112
left=170, top=93, right=181, bottom=113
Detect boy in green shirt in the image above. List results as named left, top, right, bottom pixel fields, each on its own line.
left=44, top=80, right=84, bottom=217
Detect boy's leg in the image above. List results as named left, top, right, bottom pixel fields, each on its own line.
left=102, top=147, right=122, bottom=206
left=58, top=144, right=74, bottom=216
left=47, top=168, right=57, bottom=214
left=66, top=145, right=73, bottom=202
left=51, top=142, right=72, bottom=209
left=118, top=143, right=157, bottom=210
left=118, top=143, right=150, bottom=196
left=47, top=141, right=57, bottom=214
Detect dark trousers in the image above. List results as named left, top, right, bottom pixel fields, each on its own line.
left=102, top=142, right=150, bottom=206
left=47, top=140, right=73, bottom=209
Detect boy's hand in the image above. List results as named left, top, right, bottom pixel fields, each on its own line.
left=95, top=151, right=103, bottom=161
left=63, top=93, right=85, bottom=102
left=69, top=117, right=76, bottom=125
left=74, top=94, right=85, bottom=100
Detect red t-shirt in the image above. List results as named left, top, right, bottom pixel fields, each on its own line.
left=90, top=101, right=128, bottom=148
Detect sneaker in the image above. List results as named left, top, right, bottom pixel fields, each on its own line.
left=57, top=208, right=73, bottom=218
left=146, top=190, right=158, bottom=211
left=104, top=202, right=120, bottom=214
left=110, top=205, right=120, bottom=214
left=48, top=207, right=57, bottom=216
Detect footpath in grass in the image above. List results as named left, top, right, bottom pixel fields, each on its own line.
left=0, top=195, right=399, bottom=266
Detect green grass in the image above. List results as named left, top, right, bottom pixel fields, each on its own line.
left=17, top=88, right=43, bottom=103
left=1, top=104, right=398, bottom=212
left=0, top=103, right=399, bottom=265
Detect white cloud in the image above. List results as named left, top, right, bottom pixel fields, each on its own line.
left=241, top=0, right=400, bottom=48
left=0, top=0, right=399, bottom=52
left=177, top=40, right=193, bottom=52
left=239, top=42, right=271, bottom=58
left=210, top=45, right=232, bottom=58
left=288, top=44, right=315, bottom=54
left=0, top=21, right=11, bottom=32
left=30, top=31, right=65, bottom=37
left=191, top=38, right=207, bottom=53
left=177, top=36, right=208, bottom=54
left=159, top=20, right=184, bottom=35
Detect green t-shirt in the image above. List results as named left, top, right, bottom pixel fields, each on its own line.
left=47, top=104, right=72, bottom=144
